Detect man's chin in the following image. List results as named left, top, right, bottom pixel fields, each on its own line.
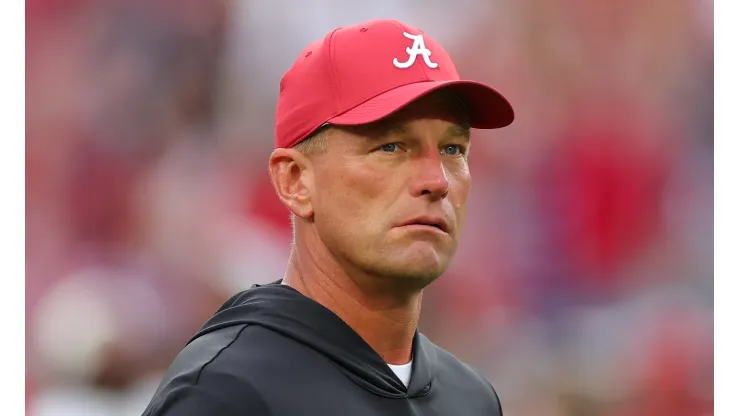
left=375, top=257, right=449, bottom=288
left=354, top=244, right=454, bottom=289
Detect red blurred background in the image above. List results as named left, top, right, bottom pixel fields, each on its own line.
left=26, top=0, right=714, bottom=415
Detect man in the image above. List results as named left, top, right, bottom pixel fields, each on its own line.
left=143, top=18, right=514, bottom=415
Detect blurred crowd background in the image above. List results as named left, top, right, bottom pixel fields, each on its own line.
left=25, top=0, right=714, bottom=415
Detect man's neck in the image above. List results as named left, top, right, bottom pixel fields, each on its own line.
left=282, top=245, right=421, bottom=365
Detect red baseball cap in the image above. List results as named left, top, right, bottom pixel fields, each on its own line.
left=275, top=19, right=514, bottom=149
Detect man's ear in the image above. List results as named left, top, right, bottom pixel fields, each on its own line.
left=268, top=148, right=314, bottom=220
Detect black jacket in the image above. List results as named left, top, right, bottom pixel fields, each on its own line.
left=143, top=281, right=503, bottom=415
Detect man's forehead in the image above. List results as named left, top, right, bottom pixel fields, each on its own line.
left=338, top=116, right=470, bottom=143
left=379, top=120, right=470, bottom=139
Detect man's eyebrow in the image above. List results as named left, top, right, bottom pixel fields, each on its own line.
left=381, top=121, right=408, bottom=136
left=359, top=121, right=407, bottom=140
left=384, top=120, right=470, bottom=139
left=447, top=124, right=471, bottom=140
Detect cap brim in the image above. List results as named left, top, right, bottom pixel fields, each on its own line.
left=327, top=80, right=514, bottom=129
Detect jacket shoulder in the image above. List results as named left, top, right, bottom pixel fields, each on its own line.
left=143, top=324, right=272, bottom=415
left=429, top=340, right=504, bottom=415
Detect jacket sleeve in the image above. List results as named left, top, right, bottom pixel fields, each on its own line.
left=143, top=382, right=271, bottom=416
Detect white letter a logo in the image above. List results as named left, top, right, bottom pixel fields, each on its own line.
left=393, top=32, right=439, bottom=69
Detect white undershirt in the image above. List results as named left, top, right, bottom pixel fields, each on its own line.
left=387, top=360, right=413, bottom=387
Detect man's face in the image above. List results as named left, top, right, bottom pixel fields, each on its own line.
left=309, top=91, right=471, bottom=285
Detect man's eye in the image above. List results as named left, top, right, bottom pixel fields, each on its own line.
left=380, top=143, right=400, bottom=153
left=442, top=145, right=464, bottom=156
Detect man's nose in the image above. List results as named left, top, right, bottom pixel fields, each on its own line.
left=409, top=154, right=450, bottom=200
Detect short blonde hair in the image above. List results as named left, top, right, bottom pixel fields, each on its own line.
left=293, top=125, right=330, bottom=155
